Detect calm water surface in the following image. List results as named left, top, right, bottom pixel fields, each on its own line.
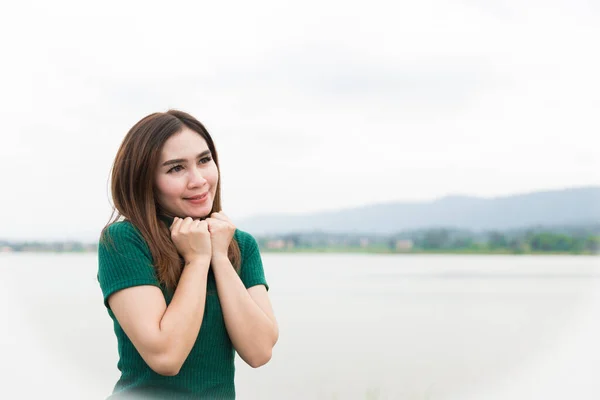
left=1, top=253, right=600, bottom=399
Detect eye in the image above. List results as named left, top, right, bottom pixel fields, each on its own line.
left=199, top=156, right=213, bottom=164
left=167, top=165, right=184, bottom=173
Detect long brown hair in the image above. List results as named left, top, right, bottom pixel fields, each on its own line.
left=102, top=109, right=241, bottom=291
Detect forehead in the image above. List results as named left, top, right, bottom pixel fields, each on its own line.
left=160, top=127, right=209, bottom=160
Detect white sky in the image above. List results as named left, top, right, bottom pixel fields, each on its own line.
left=0, top=0, right=598, bottom=241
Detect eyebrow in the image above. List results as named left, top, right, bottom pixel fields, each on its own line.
left=162, top=150, right=212, bottom=167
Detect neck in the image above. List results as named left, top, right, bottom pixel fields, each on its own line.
left=157, top=213, right=175, bottom=227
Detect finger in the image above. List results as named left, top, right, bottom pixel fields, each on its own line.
left=211, top=212, right=231, bottom=223
left=180, top=217, right=194, bottom=232
left=197, top=220, right=209, bottom=231
left=170, top=217, right=182, bottom=232
left=207, top=218, right=225, bottom=226
left=206, top=218, right=224, bottom=232
left=191, top=219, right=205, bottom=232
left=198, top=221, right=210, bottom=233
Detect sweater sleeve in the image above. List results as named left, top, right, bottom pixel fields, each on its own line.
left=236, top=230, right=269, bottom=291
left=97, top=221, right=162, bottom=310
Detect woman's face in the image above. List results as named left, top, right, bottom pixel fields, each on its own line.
left=154, top=127, right=219, bottom=219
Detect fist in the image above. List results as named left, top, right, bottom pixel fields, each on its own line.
left=170, top=217, right=212, bottom=265
left=206, top=212, right=236, bottom=258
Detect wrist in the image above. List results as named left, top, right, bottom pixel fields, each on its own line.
left=211, top=253, right=230, bottom=264
left=185, top=256, right=211, bottom=268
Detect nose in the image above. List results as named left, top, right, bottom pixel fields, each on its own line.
left=187, top=165, right=207, bottom=188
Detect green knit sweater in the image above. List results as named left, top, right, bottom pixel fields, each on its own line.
left=97, top=218, right=269, bottom=399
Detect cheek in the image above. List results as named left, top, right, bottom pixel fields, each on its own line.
left=155, top=176, right=182, bottom=199
left=208, top=166, right=219, bottom=186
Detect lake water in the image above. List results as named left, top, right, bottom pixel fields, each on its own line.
left=1, top=253, right=600, bottom=399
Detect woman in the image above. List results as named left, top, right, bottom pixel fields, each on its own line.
left=97, top=110, right=278, bottom=399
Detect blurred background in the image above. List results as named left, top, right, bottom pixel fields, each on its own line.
left=0, top=0, right=599, bottom=399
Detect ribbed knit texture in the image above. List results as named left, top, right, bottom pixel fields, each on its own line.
left=97, top=218, right=268, bottom=400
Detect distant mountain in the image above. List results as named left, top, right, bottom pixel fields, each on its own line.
left=237, top=186, right=600, bottom=235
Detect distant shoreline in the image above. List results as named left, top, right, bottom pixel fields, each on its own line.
left=259, top=248, right=599, bottom=256
left=2, top=248, right=597, bottom=256
left=2, top=226, right=598, bottom=256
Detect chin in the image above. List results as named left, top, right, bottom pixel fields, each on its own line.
left=187, top=206, right=214, bottom=219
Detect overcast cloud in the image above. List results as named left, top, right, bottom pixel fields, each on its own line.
left=0, top=0, right=598, bottom=241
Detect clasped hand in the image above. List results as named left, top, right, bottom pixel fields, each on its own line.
left=169, top=212, right=236, bottom=264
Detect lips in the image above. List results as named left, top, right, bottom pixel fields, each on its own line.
left=185, top=193, right=208, bottom=200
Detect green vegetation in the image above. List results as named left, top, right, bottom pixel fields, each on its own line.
left=255, top=225, right=600, bottom=255
left=0, top=240, right=97, bottom=253
left=1, top=224, right=598, bottom=255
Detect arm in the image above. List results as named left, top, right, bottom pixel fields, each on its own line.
left=108, top=257, right=210, bottom=376
left=101, top=217, right=212, bottom=376
left=211, top=255, right=279, bottom=368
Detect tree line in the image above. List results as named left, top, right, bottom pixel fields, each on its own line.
left=1, top=224, right=598, bottom=254
left=255, top=224, right=600, bottom=254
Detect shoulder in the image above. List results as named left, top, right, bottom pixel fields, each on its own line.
left=100, top=220, right=147, bottom=244
left=97, top=221, right=161, bottom=306
left=234, top=228, right=256, bottom=244
left=99, top=220, right=150, bottom=256
left=101, top=220, right=141, bottom=241
left=234, top=228, right=268, bottom=289
left=234, top=228, right=260, bottom=253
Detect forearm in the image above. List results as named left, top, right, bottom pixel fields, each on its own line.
left=211, top=255, right=277, bottom=367
left=158, top=257, right=210, bottom=371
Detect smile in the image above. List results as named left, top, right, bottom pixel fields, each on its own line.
left=185, top=193, right=208, bottom=204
